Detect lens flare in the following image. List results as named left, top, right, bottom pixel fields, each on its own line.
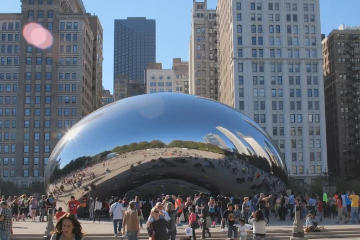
left=22, top=22, right=53, bottom=49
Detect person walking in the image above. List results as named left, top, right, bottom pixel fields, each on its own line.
left=0, top=201, right=13, bottom=240
left=122, top=201, right=140, bottom=240
left=110, top=198, right=125, bottom=237
left=199, top=202, right=211, bottom=239
left=50, top=213, right=85, bottom=240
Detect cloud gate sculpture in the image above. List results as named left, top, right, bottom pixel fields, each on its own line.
left=45, top=93, right=287, bottom=207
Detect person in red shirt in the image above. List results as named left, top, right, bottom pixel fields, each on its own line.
left=68, top=196, right=80, bottom=218
left=55, top=207, right=66, bottom=221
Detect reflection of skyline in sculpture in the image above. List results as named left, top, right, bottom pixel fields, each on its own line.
left=264, top=140, right=285, bottom=169
left=237, top=131, right=268, bottom=158
left=45, top=93, right=287, bottom=205
left=215, top=126, right=251, bottom=155
left=203, top=133, right=230, bottom=151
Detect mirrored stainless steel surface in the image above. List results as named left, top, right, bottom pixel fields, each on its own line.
left=45, top=93, right=287, bottom=206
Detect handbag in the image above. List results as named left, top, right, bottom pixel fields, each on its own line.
left=190, top=221, right=200, bottom=229
left=185, top=227, right=192, bottom=236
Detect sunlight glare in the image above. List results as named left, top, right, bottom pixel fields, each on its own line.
left=22, top=22, right=53, bottom=49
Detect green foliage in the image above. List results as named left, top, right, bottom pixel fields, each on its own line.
left=112, top=140, right=166, bottom=153
left=0, top=179, right=45, bottom=197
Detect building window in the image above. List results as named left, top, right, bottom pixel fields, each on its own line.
left=237, top=14, right=241, bottom=21
left=236, top=2, right=241, bottom=10
left=237, top=25, right=242, bottom=33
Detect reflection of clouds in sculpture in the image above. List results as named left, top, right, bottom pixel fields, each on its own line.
left=135, top=94, right=165, bottom=119
left=45, top=93, right=287, bottom=207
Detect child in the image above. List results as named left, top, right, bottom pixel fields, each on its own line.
left=233, top=204, right=241, bottom=225
left=305, top=210, right=320, bottom=232
left=188, top=208, right=198, bottom=240
left=249, top=210, right=266, bottom=240
left=238, top=218, right=252, bottom=240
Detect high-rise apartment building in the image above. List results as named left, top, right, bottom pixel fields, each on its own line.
left=114, top=17, right=156, bottom=86
left=217, top=0, right=327, bottom=182
left=0, top=0, right=103, bottom=186
left=173, top=58, right=189, bottom=94
left=189, top=0, right=218, bottom=100
left=88, top=15, right=104, bottom=110
left=323, top=25, right=360, bottom=178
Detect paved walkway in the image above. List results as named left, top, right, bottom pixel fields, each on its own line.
left=12, top=215, right=359, bottom=235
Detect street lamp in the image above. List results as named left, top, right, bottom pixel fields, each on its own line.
left=290, top=203, right=308, bottom=240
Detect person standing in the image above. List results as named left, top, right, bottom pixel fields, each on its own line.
left=110, top=198, right=125, bottom=237
left=122, top=201, right=140, bottom=240
left=89, top=197, right=95, bottom=220
left=30, top=196, right=38, bottom=222
left=348, top=191, right=360, bottom=224
left=93, top=197, right=102, bottom=223
left=68, top=196, right=80, bottom=219
left=142, top=199, right=152, bottom=222
left=222, top=203, right=238, bottom=239
left=0, top=201, right=13, bottom=240
left=175, top=195, right=183, bottom=226
left=39, top=195, right=47, bottom=222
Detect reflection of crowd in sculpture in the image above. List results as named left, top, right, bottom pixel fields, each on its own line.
left=48, top=147, right=285, bottom=216
left=215, top=157, right=285, bottom=193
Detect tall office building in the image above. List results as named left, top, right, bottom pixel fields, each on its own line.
left=0, top=0, right=103, bottom=186
left=217, top=0, right=327, bottom=182
left=322, top=25, right=360, bottom=178
left=189, top=0, right=218, bottom=100
left=114, top=17, right=156, bottom=87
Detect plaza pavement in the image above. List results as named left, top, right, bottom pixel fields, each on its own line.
left=10, top=215, right=360, bottom=239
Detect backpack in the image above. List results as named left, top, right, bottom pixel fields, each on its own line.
left=281, top=197, right=285, bottom=207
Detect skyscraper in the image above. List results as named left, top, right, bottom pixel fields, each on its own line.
left=189, top=0, right=218, bottom=100
left=114, top=17, right=156, bottom=88
left=217, top=0, right=327, bottom=183
left=0, top=0, right=103, bottom=185
left=322, top=25, right=360, bottom=178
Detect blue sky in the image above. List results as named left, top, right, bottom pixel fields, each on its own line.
left=2, top=0, right=360, bottom=92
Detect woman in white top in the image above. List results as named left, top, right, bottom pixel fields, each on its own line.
left=93, top=197, right=102, bottom=223
left=89, top=198, right=94, bottom=220
left=249, top=210, right=266, bottom=240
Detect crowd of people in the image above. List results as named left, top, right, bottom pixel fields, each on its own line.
left=0, top=189, right=359, bottom=240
